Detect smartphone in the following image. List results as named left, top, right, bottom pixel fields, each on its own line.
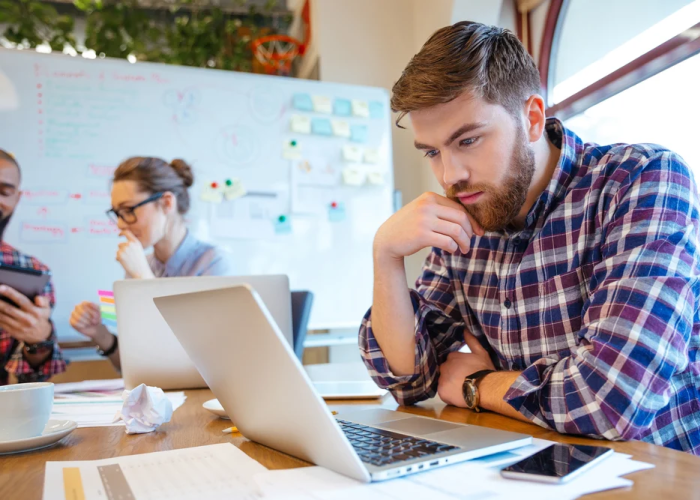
left=500, top=443, right=614, bottom=484
left=0, top=263, right=51, bottom=305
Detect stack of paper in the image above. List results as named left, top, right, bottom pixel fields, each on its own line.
left=44, top=444, right=266, bottom=500
left=44, top=439, right=653, bottom=500
left=51, top=390, right=186, bottom=428
left=254, top=439, right=653, bottom=500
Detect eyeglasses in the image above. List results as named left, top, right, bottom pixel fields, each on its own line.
left=106, top=192, right=164, bottom=225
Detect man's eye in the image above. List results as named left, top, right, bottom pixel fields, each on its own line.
left=424, top=150, right=439, bottom=158
left=460, top=137, right=478, bottom=147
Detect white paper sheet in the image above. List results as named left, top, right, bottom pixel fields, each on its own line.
left=53, top=379, right=125, bottom=394
left=43, top=443, right=266, bottom=500
left=51, top=392, right=186, bottom=428
left=253, top=441, right=654, bottom=500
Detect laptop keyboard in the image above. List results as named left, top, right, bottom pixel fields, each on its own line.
left=337, top=419, right=459, bottom=467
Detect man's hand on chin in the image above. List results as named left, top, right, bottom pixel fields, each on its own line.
left=437, top=330, right=495, bottom=407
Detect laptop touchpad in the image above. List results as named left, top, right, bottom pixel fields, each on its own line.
left=381, top=417, right=463, bottom=435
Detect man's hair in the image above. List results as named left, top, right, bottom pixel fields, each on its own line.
left=391, top=21, right=541, bottom=127
left=0, top=149, right=21, bottom=178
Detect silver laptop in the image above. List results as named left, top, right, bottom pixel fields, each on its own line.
left=114, top=275, right=292, bottom=390
left=154, top=285, right=532, bottom=482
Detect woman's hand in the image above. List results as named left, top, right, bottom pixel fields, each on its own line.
left=117, top=230, right=154, bottom=279
left=70, top=301, right=102, bottom=339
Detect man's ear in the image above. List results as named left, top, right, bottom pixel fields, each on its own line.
left=523, top=94, right=546, bottom=143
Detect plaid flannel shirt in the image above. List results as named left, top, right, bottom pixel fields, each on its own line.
left=0, top=242, right=66, bottom=385
left=359, top=118, right=700, bottom=454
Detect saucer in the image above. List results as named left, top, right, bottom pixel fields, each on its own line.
left=202, top=399, right=229, bottom=419
left=0, top=420, right=77, bottom=455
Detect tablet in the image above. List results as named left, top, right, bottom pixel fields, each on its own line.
left=0, top=264, right=51, bottom=304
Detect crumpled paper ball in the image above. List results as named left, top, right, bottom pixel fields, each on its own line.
left=114, top=384, right=173, bottom=434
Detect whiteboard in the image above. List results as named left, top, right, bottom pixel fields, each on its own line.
left=0, top=49, right=394, bottom=339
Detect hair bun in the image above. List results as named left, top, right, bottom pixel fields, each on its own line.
left=170, top=159, right=194, bottom=188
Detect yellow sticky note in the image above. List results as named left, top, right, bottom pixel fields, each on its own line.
left=223, top=179, right=247, bottom=201
left=312, top=95, right=333, bottom=114
left=200, top=184, right=223, bottom=203
left=100, top=305, right=116, bottom=314
left=63, top=467, right=86, bottom=500
left=352, top=99, right=370, bottom=118
left=290, top=115, right=311, bottom=134
left=364, top=148, right=380, bottom=164
left=283, top=140, right=303, bottom=160
left=367, top=171, right=385, bottom=186
left=342, top=145, right=363, bottom=163
left=331, top=119, right=351, bottom=138
left=342, top=167, right=365, bottom=186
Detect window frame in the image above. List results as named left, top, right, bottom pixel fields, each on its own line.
left=536, top=0, right=700, bottom=120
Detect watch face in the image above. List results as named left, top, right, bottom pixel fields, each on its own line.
left=463, top=380, right=477, bottom=408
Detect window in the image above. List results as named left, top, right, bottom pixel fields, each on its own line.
left=551, top=0, right=697, bottom=105
left=564, top=51, right=700, bottom=176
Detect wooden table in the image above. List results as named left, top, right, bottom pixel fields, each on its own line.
left=1, top=389, right=699, bottom=499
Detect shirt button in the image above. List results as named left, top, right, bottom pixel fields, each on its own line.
left=504, top=298, right=512, bottom=309
left=513, top=237, right=521, bottom=246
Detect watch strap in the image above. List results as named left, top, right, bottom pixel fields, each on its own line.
left=24, top=340, right=54, bottom=355
left=97, top=334, right=118, bottom=357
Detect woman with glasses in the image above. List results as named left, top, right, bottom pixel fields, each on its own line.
left=69, top=156, right=233, bottom=370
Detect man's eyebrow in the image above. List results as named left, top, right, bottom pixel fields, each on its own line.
left=414, top=121, right=488, bottom=151
left=414, top=141, right=434, bottom=150
left=443, top=122, right=487, bottom=147
left=0, top=182, right=17, bottom=190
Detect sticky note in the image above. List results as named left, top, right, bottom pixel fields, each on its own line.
left=290, top=115, right=311, bottom=134
left=274, top=214, right=292, bottom=235
left=98, top=290, right=114, bottom=299
left=352, top=99, right=370, bottom=118
left=283, top=139, right=303, bottom=160
left=331, top=119, right=351, bottom=138
left=328, top=202, right=346, bottom=222
left=292, top=93, right=313, bottom=111
left=369, top=101, right=384, bottom=119
left=367, top=171, right=385, bottom=185
left=312, top=95, right=332, bottom=114
left=342, top=167, right=365, bottom=186
left=350, top=124, right=368, bottom=143
left=364, top=148, right=380, bottom=164
left=342, top=145, right=363, bottom=163
left=100, top=305, right=116, bottom=314
left=334, top=98, right=351, bottom=116
left=200, top=184, right=223, bottom=203
left=311, top=118, right=333, bottom=136
left=223, top=178, right=246, bottom=201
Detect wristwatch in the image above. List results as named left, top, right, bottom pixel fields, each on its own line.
left=97, top=334, right=119, bottom=357
left=24, top=340, right=54, bottom=355
left=462, top=369, right=495, bottom=412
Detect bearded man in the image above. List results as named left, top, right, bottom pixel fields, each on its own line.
left=359, top=22, right=700, bottom=455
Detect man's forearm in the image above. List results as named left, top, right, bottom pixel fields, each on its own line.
left=371, top=253, right=418, bottom=376
left=479, top=371, right=531, bottom=423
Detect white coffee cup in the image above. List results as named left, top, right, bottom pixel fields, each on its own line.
left=0, top=382, right=54, bottom=441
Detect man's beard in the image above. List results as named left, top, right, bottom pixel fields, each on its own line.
left=0, top=211, right=13, bottom=242
left=446, top=127, right=535, bottom=232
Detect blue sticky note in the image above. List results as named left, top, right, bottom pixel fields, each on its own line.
left=274, top=215, right=292, bottom=235
left=311, top=118, right=333, bottom=136
left=369, top=101, right=384, bottom=119
left=328, top=202, right=346, bottom=223
left=102, top=318, right=118, bottom=328
left=334, top=98, right=352, bottom=116
left=350, top=124, right=368, bottom=143
left=293, top=93, right=313, bottom=111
